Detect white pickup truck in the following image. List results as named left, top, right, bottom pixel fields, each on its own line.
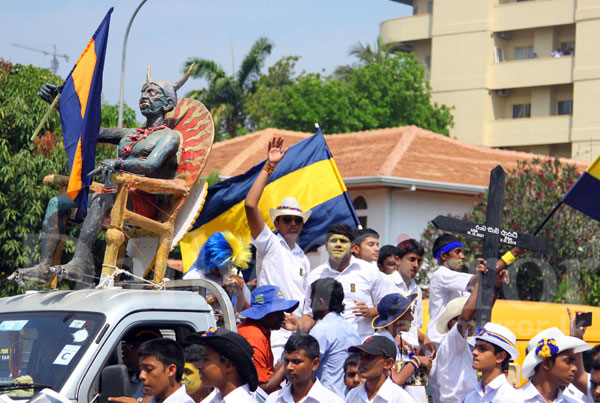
left=0, top=279, right=235, bottom=403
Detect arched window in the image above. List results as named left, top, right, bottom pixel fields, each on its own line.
left=353, top=196, right=367, bottom=210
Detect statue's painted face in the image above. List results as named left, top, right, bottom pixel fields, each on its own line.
left=181, top=362, right=202, bottom=394
left=140, top=83, right=170, bottom=118
left=327, top=234, right=351, bottom=260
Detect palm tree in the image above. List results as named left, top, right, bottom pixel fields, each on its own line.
left=333, top=36, right=393, bottom=81
left=183, top=37, right=273, bottom=139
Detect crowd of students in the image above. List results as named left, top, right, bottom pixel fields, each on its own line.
left=116, top=137, right=600, bottom=403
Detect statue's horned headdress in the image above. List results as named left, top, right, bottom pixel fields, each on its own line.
left=145, top=63, right=194, bottom=106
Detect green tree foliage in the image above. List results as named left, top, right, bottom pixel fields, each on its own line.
left=334, top=36, right=392, bottom=81
left=246, top=53, right=454, bottom=135
left=184, top=37, right=273, bottom=140
left=0, top=60, right=139, bottom=290
left=420, top=158, right=600, bottom=305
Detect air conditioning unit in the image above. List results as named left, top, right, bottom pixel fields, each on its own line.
left=496, top=89, right=510, bottom=97
left=497, top=32, right=511, bottom=40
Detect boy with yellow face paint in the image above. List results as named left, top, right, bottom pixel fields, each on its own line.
left=182, top=345, right=212, bottom=402
left=294, top=223, right=394, bottom=340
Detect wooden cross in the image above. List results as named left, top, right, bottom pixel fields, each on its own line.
left=431, top=165, right=548, bottom=327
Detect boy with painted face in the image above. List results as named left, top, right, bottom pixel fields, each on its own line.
left=266, top=333, right=343, bottom=403
left=462, top=323, right=521, bottom=402
left=187, top=328, right=259, bottom=402
left=351, top=228, right=380, bottom=263
left=181, top=345, right=212, bottom=402
left=426, top=233, right=525, bottom=346
left=296, top=223, right=393, bottom=340
left=345, top=336, right=416, bottom=402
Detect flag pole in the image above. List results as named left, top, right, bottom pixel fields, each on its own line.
left=31, top=93, right=61, bottom=141
left=533, top=201, right=563, bottom=236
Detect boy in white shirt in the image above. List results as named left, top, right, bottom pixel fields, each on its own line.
left=345, top=336, right=416, bottom=403
left=462, top=323, right=521, bottom=403
left=351, top=228, right=380, bottom=263
left=266, top=333, right=342, bottom=403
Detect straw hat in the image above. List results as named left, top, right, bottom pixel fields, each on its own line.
left=269, top=197, right=311, bottom=225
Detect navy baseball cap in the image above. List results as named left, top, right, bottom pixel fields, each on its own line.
left=240, top=285, right=299, bottom=320
left=372, top=292, right=418, bottom=329
left=348, top=335, right=397, bottom=359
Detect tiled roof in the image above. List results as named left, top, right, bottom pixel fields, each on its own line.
left=201, top=126, right=588, bottom=187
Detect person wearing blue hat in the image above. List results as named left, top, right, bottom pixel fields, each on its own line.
left=372, top=293, right=430, bottom=402
left=237, top=285, right=299, bottom=395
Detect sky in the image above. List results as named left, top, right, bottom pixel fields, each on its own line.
left=1, top=0, right=411, bottom=121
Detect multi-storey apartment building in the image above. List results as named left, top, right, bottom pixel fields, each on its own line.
left=380, top=0, right=600, bottom=160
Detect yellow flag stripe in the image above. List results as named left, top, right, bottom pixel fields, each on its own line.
left=585, top=153, right=600, bottom=180
left=71, top=38, right=97, bottom=118
left=180, top=158, right=344, bottom=271
left=67, top=138, right=83, bottom=200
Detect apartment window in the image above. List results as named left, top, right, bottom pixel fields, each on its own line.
left=560, top=41, right=575, bottom=56
left=353, top=196, right=367, bottom=210
left=512, top=104, right=531, bottom=119
left=515, top=46, right=534, bottom=60
left=558, top=100, right=573, bottom=115
left=428, top=1, right=433, bottom=13
left=425, top=55, right=431, bottom=70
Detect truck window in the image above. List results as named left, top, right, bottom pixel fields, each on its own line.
left=0, top=311, right=104, bottom=399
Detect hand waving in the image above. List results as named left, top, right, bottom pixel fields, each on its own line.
left=267, top=137, right=287, bottom=164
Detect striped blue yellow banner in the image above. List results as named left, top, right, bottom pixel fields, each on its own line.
left=59, top=8, right=112, bottom=215
left=562, top=153, right=600, bottom=222
left=180, top=130, right=360, bottom=271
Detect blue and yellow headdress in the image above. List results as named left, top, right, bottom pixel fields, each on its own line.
left=189, top=231, right=252, bottom=274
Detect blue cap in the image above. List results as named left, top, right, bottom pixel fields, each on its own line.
left=371, top=292, right=418, bottom=329
left=240, top=285, right=299, bottom=320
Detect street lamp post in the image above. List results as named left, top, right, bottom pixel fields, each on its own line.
left=118, top=0, right=148, bottom=128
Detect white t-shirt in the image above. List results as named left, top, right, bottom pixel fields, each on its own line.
left=519, top=380, right=582, bottom=403
left=428, top=323, right=476, bottom=403
left=426, top=265, right=472, bottom=345
left=384, top=271, right=423, bottom=348
left=149, top=385, right=194, bottom=403
left=266, top=377, right=344, bottom=403
left=304, top=256, right=394, bottom=340
left=344, top=376, right=416, bottom=403
left=462, top=374, right=522, bottom=403
left=201, top=384, right=256, bottom=403
left=252, top=225, right=309, bottom=315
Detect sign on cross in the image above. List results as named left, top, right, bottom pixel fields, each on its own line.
left=431, top=165, right=548, bottom=327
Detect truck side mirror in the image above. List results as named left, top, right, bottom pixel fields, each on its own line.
left=99, top=364, right=129, bottom=402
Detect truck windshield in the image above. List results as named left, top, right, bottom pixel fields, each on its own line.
left=0, top=311, right=104, bottom=398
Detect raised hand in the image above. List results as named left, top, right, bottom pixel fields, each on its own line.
left=267, top=136, right=287, bottom=164
left=38, top=83, right=63, bottom=105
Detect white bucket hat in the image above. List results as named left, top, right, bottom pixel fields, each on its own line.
left=468, top=322, right=519, bottom=360
left=269, top=197, right=311, bottom=226
left=436, top=297, right=468, bottom=334
left=521, top=327, right=590, bottom=379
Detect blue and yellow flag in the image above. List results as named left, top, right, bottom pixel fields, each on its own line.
left=59, top=8, right=112, bottom=215
left=562, top=153, right=600, bottom=222
left=180, top=129, right=360, bottom=271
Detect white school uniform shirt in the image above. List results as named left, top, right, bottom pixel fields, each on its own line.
left=519, top=380, right=582, bottom=403
left=426, top=265, right=472, bottom=345
left=202, top=384, right=256, bottom=403
left=344, top=376, right=416, bottom=403
left=266, top=377, right=344, bottom=403
left=149, top=385, right=194, bottom=403
left=462, top=374, right=522, bottom=403
left=304, top=256, right=394, bottom=340
left=252, top=225, right=310, bottom=359
left=384, top=271, right=423, bottom=348
left=428, top=324, right=476, bottom=403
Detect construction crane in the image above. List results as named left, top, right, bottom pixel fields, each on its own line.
left=12, top=43, right=69, bottom=75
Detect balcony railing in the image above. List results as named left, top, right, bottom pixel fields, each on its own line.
left=493, top=0, right=575, bottom=32
left=380, top=14, right=432, bottom=45
left=486, top=115, right=571, bottom=147
left=489, top=56, right=573, bottom=90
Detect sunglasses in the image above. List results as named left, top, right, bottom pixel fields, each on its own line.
left=281, top=216, right=303, bottom=225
